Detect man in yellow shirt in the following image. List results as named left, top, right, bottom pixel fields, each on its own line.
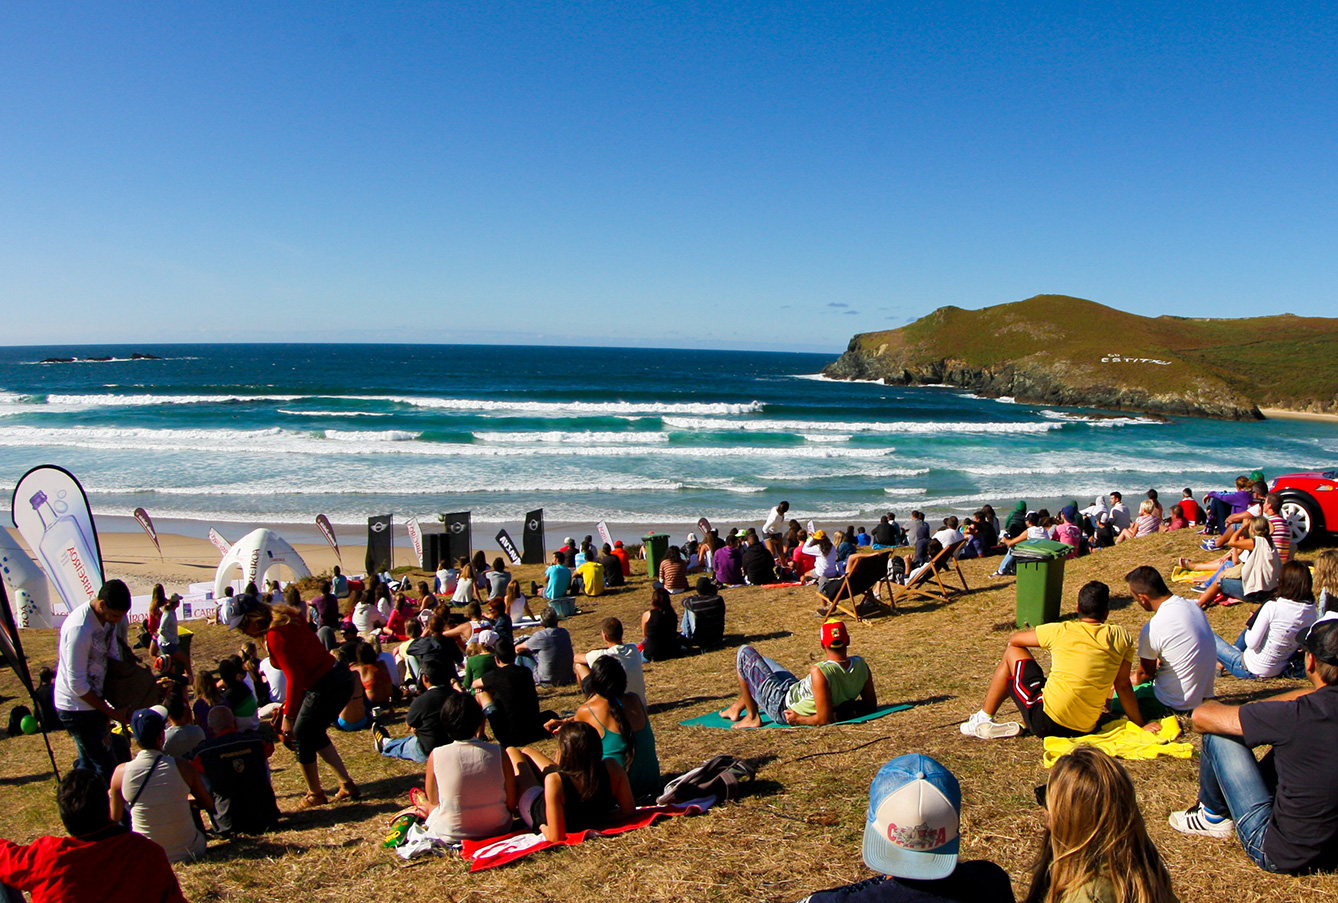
left=574, top=558, right=605, bottom=597
left=959, top=581, right=1151, bottom=739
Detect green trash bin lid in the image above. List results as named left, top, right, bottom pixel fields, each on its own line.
left=1013, top=539, right=1070, bottom=560
left=643, top=532, right=669, bottom=540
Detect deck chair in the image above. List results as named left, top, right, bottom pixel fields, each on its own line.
left=816, top=550, right=896, bottom=623
left=890, top=539, right=969, bottom=607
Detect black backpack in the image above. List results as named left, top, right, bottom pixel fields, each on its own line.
left=656, top=754, right=756, bottom=806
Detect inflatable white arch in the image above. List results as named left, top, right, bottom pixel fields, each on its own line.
left=213, top=528, right=310, bottom=600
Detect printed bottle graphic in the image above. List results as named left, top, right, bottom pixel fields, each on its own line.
left=30, top=491, right=99, bottom=613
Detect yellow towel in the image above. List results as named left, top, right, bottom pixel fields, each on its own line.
left=1042, top=716, right=1193, bottom=767
left=1170, top=565, right=1216, bottom=583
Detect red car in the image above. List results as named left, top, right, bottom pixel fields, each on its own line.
left=1271, top=470, right=1338, bottom=546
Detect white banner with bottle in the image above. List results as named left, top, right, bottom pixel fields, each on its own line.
left=10, top=465, right=104, bottom=624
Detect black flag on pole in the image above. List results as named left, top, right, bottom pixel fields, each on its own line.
left=443, top=512, right=472, bottom=564
left=522, top=508, right=545, bottom=565
left=366, top=514, right=394, bottom=575
left=496, top=529, right=523, bottom=566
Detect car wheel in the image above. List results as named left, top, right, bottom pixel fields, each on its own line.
left=1279, top=494, right=1322, bottom=547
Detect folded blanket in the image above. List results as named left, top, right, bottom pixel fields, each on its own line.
left=1170, top=565, right=1217, bottom=583
left=679, top=703, right=912, bottom=730
left=459, top=798, right=715, bottom=870
left=1041, top=716, right=1192, bottom=767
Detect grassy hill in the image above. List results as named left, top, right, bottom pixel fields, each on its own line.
left=824, top=295, right=1338, bottom=419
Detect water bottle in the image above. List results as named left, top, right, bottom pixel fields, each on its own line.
left=30, top=491, right=100, bottom=613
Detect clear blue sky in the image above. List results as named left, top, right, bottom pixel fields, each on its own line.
left=2, top=2, right=1334, bottom=352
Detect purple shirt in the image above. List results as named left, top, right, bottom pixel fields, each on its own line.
left=713, top=545, right=743, bottom=585
left=1208, top=489, right=1255, bottom=515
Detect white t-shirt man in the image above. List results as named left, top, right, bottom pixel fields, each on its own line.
left=763, top=506, right=787, bottom=537
left=1138, top=595, right=1218, bottom=711
left=586, top=643, right=646, bottom=704
left=1108, top=500, right=1132, bottom=533
left=932, top=527, right=963, bottom=549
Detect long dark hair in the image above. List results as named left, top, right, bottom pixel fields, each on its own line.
left=589, top=657, right=636, bottom=766
left=649, top=585, right=675, bottom=618
left=556, top=721, right=604, bottom=801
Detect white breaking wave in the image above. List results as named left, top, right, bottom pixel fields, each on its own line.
left=278, top=409, right=392, bottom=418
left=662, top=416, right=1059, bottom=434
left=1039, top=410, right=1164, bottom=427
left=322, top=429, right=421, bottom=442
left=45, top=393, right=304, bottom=406
left=792, top=373, right=887, bottom=385
left=0, top=426, right=896, bottom=458
left=471, top=431, right=670, bottom=444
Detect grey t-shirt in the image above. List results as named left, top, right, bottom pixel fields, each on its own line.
left=523, top=627, right=575, bottom=685
left=163, top=724, right=207, bottom=758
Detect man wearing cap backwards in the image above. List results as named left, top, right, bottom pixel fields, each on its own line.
left=796, top=754, right=1014, bottom=902
left=721, top=620, right=876, bottom=729
left=109, top=707, right=214, bottom=863
left=1169, top=618, right=1338, bottom=874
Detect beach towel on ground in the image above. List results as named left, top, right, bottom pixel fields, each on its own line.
left=459, top=798, right=715, bottom=870
left=1041, top=716, right=1192, bottom=767
left=679, top=703, right=912, bottom=730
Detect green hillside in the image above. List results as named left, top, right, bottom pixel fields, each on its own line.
left=824, top=295, right=1338, bottom=419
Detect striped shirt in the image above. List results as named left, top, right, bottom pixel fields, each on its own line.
left=1268, top=514, right=1292, bottom=562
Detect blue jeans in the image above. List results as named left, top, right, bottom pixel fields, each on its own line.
left=679, top=609, right=696, bottom=639
left=1219, top=577, right=1246, bottom=601
left=58, top=708, right=116, bottom=780
left=1198, top=733, right=1280, bottom=871
left=380, top=735, right=429, bottom=763
left=736, top=645, right=798, bottom=724
left=1214, top=630, right=1259, bottom=679
left=994, top=549, right=1016, bottom=575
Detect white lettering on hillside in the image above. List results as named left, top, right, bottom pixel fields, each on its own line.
left=1101, top=355, right=1171, bottom=365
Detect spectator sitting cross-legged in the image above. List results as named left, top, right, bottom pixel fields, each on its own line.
left=110, top=707, right=214, bottom=863
left=191, top=706, right=280, bottom=835
left=575, top=617, right=646, bottom=705
left=421, top=692, right=517, bottom=844
left=515, top=607, right=576, bottom=687
left=680, top=577, right=727, bottom=649
left=641, top=584, right=682, bottom=662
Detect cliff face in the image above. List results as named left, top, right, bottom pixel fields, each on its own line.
left=822, top=296, right=1286, bottom=420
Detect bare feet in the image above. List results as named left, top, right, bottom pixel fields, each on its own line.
left=720, top=702, right=745, bottom=722
left=730, top=713, right=763, bottom=729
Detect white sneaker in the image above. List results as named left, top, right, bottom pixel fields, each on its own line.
left=1169, top=803, right=1235, bottom=838
left=959, top=712, right=1022, bottom=739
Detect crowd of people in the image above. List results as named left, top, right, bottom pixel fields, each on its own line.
left=4, top=470, right=1338, bottom=902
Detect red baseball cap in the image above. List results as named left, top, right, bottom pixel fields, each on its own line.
left=821, top=620, right=849, bottom=648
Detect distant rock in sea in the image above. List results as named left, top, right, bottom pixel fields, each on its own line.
left=824, top=295, right=1338, bottom=420
left=37, top=351, right=164, bottom=364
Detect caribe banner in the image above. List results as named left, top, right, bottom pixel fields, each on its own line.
left=133, top=507, right=162, bottom=559
left=10, top=465, right=104, bottom=619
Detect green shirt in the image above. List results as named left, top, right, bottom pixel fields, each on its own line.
left=785, top=656, right=870, bottom=716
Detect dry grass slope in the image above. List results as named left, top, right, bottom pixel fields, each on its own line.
left=3, top=534, right=1338, bottom=902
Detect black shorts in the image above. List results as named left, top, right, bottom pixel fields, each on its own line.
left=765, top=532, right=782, bottom=543
left=1008, top=659, right=1086, bottom=739
left=293, top=662, right=354, bottom=764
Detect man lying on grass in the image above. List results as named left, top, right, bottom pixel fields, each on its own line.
left=959, top=581, right=1153, bottom=740
left=721, top=620, right=876, bottom=728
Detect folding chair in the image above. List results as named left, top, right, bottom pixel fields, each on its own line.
left=890, top=539, right=969, bottom=607
left=816, top=550, right=896, bottom=623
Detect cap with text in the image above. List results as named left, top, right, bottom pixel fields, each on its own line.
left=862, top=754, right=960, bottom=880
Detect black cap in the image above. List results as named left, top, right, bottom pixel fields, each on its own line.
left=1304, top=619, right=1338, bottom=667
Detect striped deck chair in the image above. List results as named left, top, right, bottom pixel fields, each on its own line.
left=890, top=539, right=969, bottom=607
left=816, top=550, right=896, bottom=623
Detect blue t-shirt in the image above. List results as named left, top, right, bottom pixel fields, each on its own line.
left=545, top=564, right=572, bottom=598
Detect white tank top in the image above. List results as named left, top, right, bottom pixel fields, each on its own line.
left=423, top=740, right=513, bottom=843
left=122, top=750, right=207, bottom=862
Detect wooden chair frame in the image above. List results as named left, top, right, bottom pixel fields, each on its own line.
left=815, top=550, right=897, bottom=623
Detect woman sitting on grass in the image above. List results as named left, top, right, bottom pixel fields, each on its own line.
left=1025, top=746, right=1175, bottom=903
left=422, top=692, right=516, bottom=844
left=1116, top=499, right=1162, bottom=543
left=1213, top=560, right=1317, bottom=680
left=658, top=546, right=689, bottom=594
left=1192, top=515, right=1280, bottom=608
left=640, top=585, right=682, bottom=662
left=548, top=657, right=661, bottom=801
left=1313, top=549, right=1338, bottom=615
left=506, top=721, right=634, bottom=842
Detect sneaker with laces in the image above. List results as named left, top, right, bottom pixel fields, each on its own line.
left=959, top=712, right=1022, bottom=739
left=1169, top=803, right=1235, bottom=838
left=371, top=723, right=389, bottom=754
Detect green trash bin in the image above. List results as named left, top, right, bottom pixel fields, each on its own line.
left=1014, top=539, right=1070, bottom=629
left=642, top=532, right=670, bottom=579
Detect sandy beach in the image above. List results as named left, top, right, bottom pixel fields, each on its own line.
left=1259, top=407, right=1338, bottom=423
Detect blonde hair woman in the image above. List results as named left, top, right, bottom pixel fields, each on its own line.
left=1312, top=549, right=1338, bottom=615
left=1026, top=746, right=1175, bottom=903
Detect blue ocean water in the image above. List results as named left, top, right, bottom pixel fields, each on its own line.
left=2, top=343, right=1336, bottom=542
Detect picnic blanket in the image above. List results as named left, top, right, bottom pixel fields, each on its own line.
left=679, top=703, right=913, bottom=730
left=1041, top=715, right=1193, bottom=767
left=1170, top=565, right=1217, bottom=583
left=459, top=797, right=715, bottom=870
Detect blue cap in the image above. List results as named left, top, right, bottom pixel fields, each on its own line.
left=861, top=754, right=960, bottom=880
left=130, top=707, right=167, bottom=746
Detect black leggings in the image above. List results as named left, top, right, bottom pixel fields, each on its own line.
left=293, top=663, right=354, bottom=764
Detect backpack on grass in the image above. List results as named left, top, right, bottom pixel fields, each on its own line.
left=656, top=754, right=756, bottom=806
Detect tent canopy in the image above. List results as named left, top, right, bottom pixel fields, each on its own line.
left=213, top=528, right=310, bottom=600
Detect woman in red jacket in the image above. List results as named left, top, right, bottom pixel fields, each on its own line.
left=234, top=600, right=360, bottom=807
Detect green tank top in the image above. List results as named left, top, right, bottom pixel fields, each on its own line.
left=784, top=656, right=869, bottom=716
left=592, top=705, right=660, bottom=799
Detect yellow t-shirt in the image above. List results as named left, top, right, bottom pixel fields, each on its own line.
left=1034, top=620, right=1136, bottom=732
left=574, top=561, right=605, bottom=597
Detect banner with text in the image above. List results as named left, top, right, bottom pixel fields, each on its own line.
left=496, top=529, right=523, bottom=566
left=522, top=509, right=545, bottom=565
left=366, top=514, right=394, bottom=575
left=406, top=518, right=424, bottom=566
left=10, top=465, right=103, bottom=617
left=208, top=527, right=231, bottom=555
left=315, top=514, right=341, bottom=562
left=133, top=507, right=161, bottom=558
left=596, top=520, right=613, bottom=548
left=1, top=528, right=56, bottom=629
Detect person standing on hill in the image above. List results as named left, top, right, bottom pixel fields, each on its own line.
left=763, top=500, right=790, bottom=564
left=55, top=580, right=134, bottom=781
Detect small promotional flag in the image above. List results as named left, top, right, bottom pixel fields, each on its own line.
left=406, top=518, right=424, bottom=566
left=10, top=465, right=103, bottom=616
left=208, top=527, right=231, bottom=555
left=133, top=507, right=162, bottom=559
left=596, top=520, right=613, bottom=548
left=496, top=529, right=523, bottom=566
left=316, top=514, right=341, bottom=563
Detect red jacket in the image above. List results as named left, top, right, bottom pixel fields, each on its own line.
left=267, top=619, right=335, bottom=718
left=0, top=826, right=187, bottom=903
